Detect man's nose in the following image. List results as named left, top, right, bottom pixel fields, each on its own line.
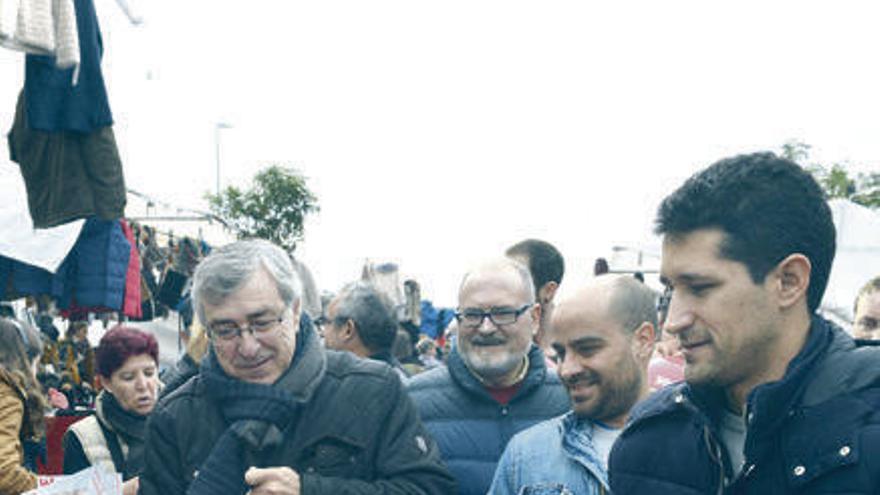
left=663, top=294, right=694, bottom=336
left=237, top=330, right=263, bottom=357
left=558, top=351, right=583, bottom=380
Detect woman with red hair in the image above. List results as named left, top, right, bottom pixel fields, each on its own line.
left=63, top=326, right=159, bottom=495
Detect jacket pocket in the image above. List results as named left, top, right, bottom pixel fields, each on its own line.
left=301, top=436, right=366, bottom=477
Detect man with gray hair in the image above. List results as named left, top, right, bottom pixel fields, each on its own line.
left=139, top=239, right=455, bottom=495
left=408, top=258, right=569, bottom=495
left=322, top=281, right=408, bottom=378
left=489, top=276, right=656, bottom=494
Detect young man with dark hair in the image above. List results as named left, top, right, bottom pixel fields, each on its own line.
left=506, top=239, right=564, bottom=349
left=609, top=152, right=880, bottom=494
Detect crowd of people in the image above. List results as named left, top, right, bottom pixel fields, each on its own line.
left=2, top=151, right=880, bottom=494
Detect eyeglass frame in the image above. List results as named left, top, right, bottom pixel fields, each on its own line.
left=206, top=310, right=289, bottom=342
left=454, top=304, right=534, bottom=329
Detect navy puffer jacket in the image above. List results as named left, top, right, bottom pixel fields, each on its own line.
left=610, top=317, right=880, bottom=495
left=407, top=345, right=569, bottom=495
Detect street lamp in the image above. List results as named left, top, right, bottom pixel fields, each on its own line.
left=214, top=122, right=233, bottom=195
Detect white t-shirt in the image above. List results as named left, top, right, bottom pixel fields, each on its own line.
left=592, top=422, right=623, bottom=471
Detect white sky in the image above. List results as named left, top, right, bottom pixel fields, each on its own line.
left=2, top=1, right=879, bottom=307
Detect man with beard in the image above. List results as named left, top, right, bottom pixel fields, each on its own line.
left=609, top=153, right=880, bottom=494
left=408, top=259, right=569, bottom=495
left=488, top=275, right=656, bottom=495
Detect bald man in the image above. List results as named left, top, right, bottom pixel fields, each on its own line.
left=489, top=276, right=656, bottom=495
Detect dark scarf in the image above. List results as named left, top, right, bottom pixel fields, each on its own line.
left=187, top=317, right=322, bottom=495
left=97, top=391, right=148, bottom=479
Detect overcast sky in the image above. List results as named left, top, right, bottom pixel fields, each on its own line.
left=2, top=1, right=879, bottom=307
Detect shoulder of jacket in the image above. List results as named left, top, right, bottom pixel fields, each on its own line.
left=323, top=350, right=398, bottom=386
left=509, top=414, right=566, bottom=445
left=626, top=383, right=693, bottom=427
left=406, top=366, right=452, bottom=394
left=153, top=373, right=206, bottom=415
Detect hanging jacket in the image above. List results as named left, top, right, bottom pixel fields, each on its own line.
left=119, top=220, right=142, bottom=319
left=25, top=0, right=112, bottom=132
left=60, top=218, right=131, bottom=311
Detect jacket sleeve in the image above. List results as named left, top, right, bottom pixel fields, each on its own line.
left=62, top=429, right=92, bottom=475
left=138, top=404, right=188, bottom=495
left=299, top=373, right=457, bottom=495
left=0, top=380, right=38, bottom=494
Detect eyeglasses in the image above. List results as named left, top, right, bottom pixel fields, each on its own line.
left=455, top=304, right=532, bottom=329
left=207, top=312, right=287, bottom=342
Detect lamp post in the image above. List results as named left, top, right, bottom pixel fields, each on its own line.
left=214, top=122, right=233, bottom=196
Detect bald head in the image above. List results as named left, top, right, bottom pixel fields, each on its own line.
left=459, top=258, right=536, bottom=305
left=553, top=275, right=656, bottom=335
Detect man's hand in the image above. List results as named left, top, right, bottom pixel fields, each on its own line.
left=245, top=467, right=301, bottom=495
left=122, top=476, right=139, bottom=495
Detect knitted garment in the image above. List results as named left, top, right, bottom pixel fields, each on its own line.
left=0, top=0, right=79, bottom=72
left=98, top=391, right=147, bottom=479
left=186, top=354, right=303, bottom=495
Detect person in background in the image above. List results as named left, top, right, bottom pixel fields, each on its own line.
left=609, top=152, right=880, bottom=494
left=322, top=281, right=409, bottom=378
left=408, top=258, right=569, bottom=495
left=63, top=326, right=160, bottom=495
left=852, top=275, right=880, bottom=340
left=505, top=239, right=565, bottom=353
left=159, top=321, right=209, bottom=399
left=490, top=276, right=656, bottom=494
left=0, top=318, right=48, bottom=495
left=58, top=321, right=95, bottom=387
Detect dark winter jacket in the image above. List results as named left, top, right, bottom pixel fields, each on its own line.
left=609, top=316, right=880, bottom=495
left=407, top=345, right=569, bottom=495
left=139, top=320, right=456, bottom=495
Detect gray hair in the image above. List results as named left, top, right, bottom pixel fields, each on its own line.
left=459, top=258, right=537, bottom=304
left=333, top=281, right=398, bottom=353
left=191, top=239, right=301, bottom=324
left=607, top=276, right=659, bottom=334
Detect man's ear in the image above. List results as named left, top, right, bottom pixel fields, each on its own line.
left=529, top=303, right=542, bottom=337
left=771, top=254, right=811, bottom=310
left=539, top=281, right=559, bottom=305
left=630, top=322, right=656, bottom=362
left=341, top=319, right=357, bottom=342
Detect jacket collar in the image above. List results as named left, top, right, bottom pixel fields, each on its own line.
left=560, top=412, right=612, bottom=489
left=629, top=316, right=835, bottom=427
left=447, top=344, right=549, bottom=401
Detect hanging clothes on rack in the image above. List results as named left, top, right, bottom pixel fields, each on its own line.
left=0, top=0, right=80, bottom=74
left=119, top=220, right=142, bottom=319
left=25, top=0, right=111, bottom=131
left=7, top=90, right=126, bottom=228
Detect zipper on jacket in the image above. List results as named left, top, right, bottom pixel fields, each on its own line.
left=702, top=424, right=727, bottom=495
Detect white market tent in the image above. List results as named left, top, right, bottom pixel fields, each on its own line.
left=822, top=199, right=880, bottom=326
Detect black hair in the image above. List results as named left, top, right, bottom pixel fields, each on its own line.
left=506, top=239, right=565, bottom=292
left=655, top=152, right=835, bottom=313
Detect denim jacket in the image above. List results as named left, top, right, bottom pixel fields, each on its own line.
left=488, top=412, right=609, bottom=495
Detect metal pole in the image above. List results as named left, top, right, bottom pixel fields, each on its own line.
left=215, top=124, right=221, bottom=196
